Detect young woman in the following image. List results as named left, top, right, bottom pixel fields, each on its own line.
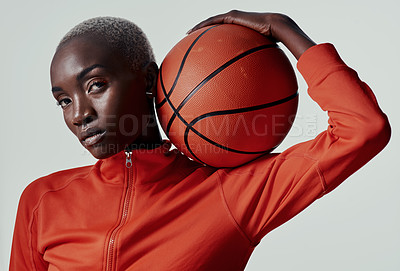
left=10, top=10, right=391, bottom=271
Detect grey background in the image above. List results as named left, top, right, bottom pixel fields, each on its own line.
left=1, top=0, right=398, bottom=270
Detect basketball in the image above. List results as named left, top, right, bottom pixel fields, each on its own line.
left=156, top=24, right=298, bottom=167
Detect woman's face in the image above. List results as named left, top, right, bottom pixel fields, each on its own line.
left=50, top=36, right=154, bottom=159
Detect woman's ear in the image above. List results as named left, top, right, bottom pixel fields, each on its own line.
left=144, top=61, right=159, bottom=99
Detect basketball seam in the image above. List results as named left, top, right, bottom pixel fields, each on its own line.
left=164, top=43, right=279, bottom=136
left=156, top=25, right=220, bottom=109
left=182, top=93, right=298, bottom=155
left=189, top=92, right=299, bottom=126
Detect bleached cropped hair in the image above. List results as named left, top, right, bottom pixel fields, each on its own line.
left=57, top=16, right=155, bottom=70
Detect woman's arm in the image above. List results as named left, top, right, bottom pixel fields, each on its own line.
left=187, top=10, right=316, bottom=60
left=190, top=10, right=391, bottom=243
left=10, top=185, right=48, bottom=270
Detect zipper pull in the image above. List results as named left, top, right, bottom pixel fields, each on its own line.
left=125, top=151, right=132, bottom=168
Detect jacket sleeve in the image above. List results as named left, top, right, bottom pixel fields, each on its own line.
left=217, top=43, right=391, bottom=245
left=10, top=183, right=49, bottom=270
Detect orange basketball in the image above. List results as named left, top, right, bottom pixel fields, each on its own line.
left=156, top=24, right=298, bottom=167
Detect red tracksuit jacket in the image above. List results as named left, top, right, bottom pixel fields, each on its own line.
left=10, top=44, right=391, bottom=270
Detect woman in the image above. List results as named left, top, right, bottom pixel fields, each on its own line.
left=10, top=10, right=391, bottom=270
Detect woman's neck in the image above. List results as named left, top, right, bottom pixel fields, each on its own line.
left=125, top=124, right=164, bottom=151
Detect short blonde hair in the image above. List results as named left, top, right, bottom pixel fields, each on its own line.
left=57, top=16, right=155, bottom=70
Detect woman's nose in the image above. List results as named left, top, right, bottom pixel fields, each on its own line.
left=72, top=99, right=96, bottom=127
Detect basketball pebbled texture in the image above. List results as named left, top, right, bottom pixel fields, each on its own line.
left=156, top=24, right=298, bottom=167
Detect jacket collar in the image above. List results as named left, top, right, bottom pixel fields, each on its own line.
left=93, top=140, right=192, bottom=184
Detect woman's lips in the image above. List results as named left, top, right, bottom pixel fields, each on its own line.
left=81, top=130, right=106, bottom=147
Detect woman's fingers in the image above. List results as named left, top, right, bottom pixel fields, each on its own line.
left=187, top=13, right=230, bottom=34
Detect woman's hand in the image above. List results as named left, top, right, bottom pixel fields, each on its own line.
left=187, top=10, right=316, bottom=60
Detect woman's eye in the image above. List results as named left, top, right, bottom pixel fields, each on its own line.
left=56, top=98, right=72, bottom=109
left=88, top=80, right=107, bottom=93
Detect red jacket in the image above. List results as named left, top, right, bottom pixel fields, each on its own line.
left=10, top=44, right=391, bottom=270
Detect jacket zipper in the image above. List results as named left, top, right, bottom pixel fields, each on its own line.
left=105, top=151, right=134, bottom=271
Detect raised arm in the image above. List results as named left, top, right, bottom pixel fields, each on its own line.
left=191, top=11, right=392, bottom=243
left=187, top=10, right=316, bottom=60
